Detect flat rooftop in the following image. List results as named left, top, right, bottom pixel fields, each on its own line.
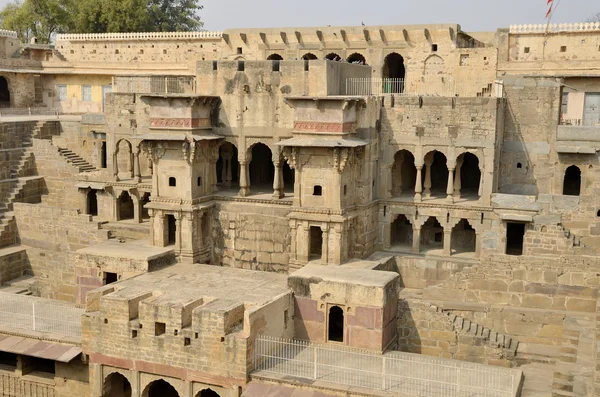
left=291, top=264, right=398, bottom=288
left=103, top=264, right=290, bottom=306
left=77, top=239, right=173, bottom=261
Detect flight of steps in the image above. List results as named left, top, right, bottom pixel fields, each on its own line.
left=0, top=275, right=35, bottom=295
left=434, top=305, right=519, bottom=358
left=57, top=147, right=97, bottom=173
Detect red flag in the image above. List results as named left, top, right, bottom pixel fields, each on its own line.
left=547, top=0, right=553, bottom=4
left=546, top=5, right=552, bottom=18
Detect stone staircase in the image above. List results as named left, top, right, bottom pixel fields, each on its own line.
left=435, top=305, right=519, bottom=358
left=559, top=223, right=584, bottom=248
left=57, top=147, right=97, bottom=172
left=52, top=49, right=68, bottom=62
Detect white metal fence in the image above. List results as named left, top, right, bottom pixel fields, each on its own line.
left=113, top=76, right=197, bottom=94
left=345, top=78, right=501, bottom=98
left=0, top=107, right=61, bottom=119
left=0, top=292, right=83, bottom=338
left=254, top=336, right=519, bottom=397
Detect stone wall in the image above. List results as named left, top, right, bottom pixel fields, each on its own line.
left=14, top=203, right=108, bottom=301
left=212, top=200, right=291, bottom=273
left=0, top=246, right=28, bottom=284
left=499, top=77, right=560, bottom=195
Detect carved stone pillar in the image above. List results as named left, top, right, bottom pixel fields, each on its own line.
left=175, top=213, right=182, bottom=253
left=443, top=230, right=452, bottom=256
left=475, top=231, right=482, bottom=257
left=128, top=151, right=134, bottom=179
left=133, top=193, right=141, bottom=224
left=273, top=161, right=284, bottom=199
left=454, top=163, right=462, bottom=199
left=239, top=160, right=250, bottom=197
left=113, top=152, right=120, bottom=182
left=133, top=148, right=141, bottom=183
left=412, top=225, right=421, bottom=254
left=446, top=167, right=455, bottom=203
left=321, top=224, right=329, bottom=264
left=424, top=159, right=433, bottom=198
left=478, top=167, right=484, bottom=198
left=414, top=165, right=423, bottom=202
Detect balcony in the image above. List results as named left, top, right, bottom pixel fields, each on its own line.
left=345, top=78, right=503, bottom=98
left=112, top=76, right=197, bottom=95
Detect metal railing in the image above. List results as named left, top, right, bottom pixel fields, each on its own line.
left=345, top=78, right=501, bottom=98
left=113, top=76, right=197, bottom=94
left=0, top=292, right=83, bottom=338
left=254, top=335, right=518, bottom=397
left=0, top=108, right=61, bottom=119
left=0, top=373, right=55, bottom=397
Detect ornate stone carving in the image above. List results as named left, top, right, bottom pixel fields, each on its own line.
left=141, top=142, right=166, bottom=163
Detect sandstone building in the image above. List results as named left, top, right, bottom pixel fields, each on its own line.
left=0, top=20, right=597, bottom=397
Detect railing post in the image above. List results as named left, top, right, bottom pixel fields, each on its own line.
left=382, top=356, right=386, bottom=390
left=28, top=107, right=31, bottom=117
left=313, top=345, right=318, bottom=380
left=165, top=77, right=168, bottom=94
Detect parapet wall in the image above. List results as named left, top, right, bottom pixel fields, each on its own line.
left=54, top=31, right=223, bottom=65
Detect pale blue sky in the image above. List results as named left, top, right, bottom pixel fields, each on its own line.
left=0, top=0, right=595, bottom=32
left=200, top=0, right=597, bottom=32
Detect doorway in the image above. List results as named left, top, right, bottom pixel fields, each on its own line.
left=167, top=215, right=176, bottom=246
left=309, top=226, right=323, bottom=260
left=87, top=190, right=98, bottom=216
left=506, top=223, right=525, bottom=256
left=328, top=306, right=344, bottom=343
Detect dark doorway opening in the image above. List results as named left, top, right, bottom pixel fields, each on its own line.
left=459, top=153, right=481, bottom=197
left=140, top=193, right=151, bottom=219
left=103, top=373, right=132, bottom=397
left=282, top=161, right=295, bottom=194
left=426, top=151, right=449, bottom=197
left=104, top=272, right=118, bottom=285
left=197, top=389, right=220, bottom=397
left=347, top=53, right=366, bottom=65
left=249, top=143, right=274, bottom=190
left=382, top=53, right=405, bottom=93
left=167, top=215, right=176, bottom=246
left=87, top=190, right=98, bottom=216
left=392, top=150, right=416, bottom=196
left=420, top=216, right=444, bottom=251
left=391, top=215, right=413, bottom=247
left=0, top=352, right=17, bottom=369
left=143, top=379, right=179, bottom=397
left=0, top=77, right=10, bottom=107
left=563, top=165, right=581, bottom=196
left=216, top=143, right=239, bottom=188
left=101, top=141, right=107, bottom=169
left=325, top=53, right=342, bottom=61
left=301, top=53, right=318, bottom=60
left=451, top=219, right=476, bottom=254
left=328, top=306, right=344, bottom=343
left=309, top=226, right=323, bottom=260
left=267, top=53, right=283, bottom=60
left=118, top=192, right=134, bottom=221
left=506, top=223, right=525, bottom=256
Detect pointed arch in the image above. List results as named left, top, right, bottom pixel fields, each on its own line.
left=301, top=53, right=318, bottom=60
left=347, top=52, right=367, bottom=65
left=563, top=165, right=581, bottom=196
left=451, top=219, right=476, bottom=255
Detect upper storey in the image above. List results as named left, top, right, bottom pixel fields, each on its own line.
left=499, top=23, right=600, bottom=76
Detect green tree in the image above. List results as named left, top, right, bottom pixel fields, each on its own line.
left=148, top=0, right=203, bottom=32
left=0, top=0, right=70, bottom=43
left=0, top=0, right=204, bottom=41
left=587, top=12, right=600, bottom=23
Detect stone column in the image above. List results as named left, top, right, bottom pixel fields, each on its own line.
left=148, top=209, right=155, bottom=244
left=443, top=230, right=452, bottom=256
left=412, top=225, right=421, bottom=254
left=299, top=222, right=310, bottom=263
left=133, top=194, right=142, bottom=224
left=454, top=161, right=462, bottom=199
left=321, top=224, right=329, bottom=264
left=424, top=159, right=433, bottom=198
left=113, top=195, right=120, bottom=221
left=196, top=212, right=204, bottom=251
left=414, top=166, right=423, bottom=202
left=382, top=221, right=392, bottom=250
left=273, top=161, right=284, bottom=199
left=133, top=149, right=141, bottom=183
left=289, top=220, right=297, bottom=263
left=113, top=152, right=120, bottom=182
left=478, top=168, right=484, bottom=198
left=239, top=160, right=250, bottom=197
left=154, top=213, right=166, bottom=247
left=475, top=231, right=482, bottom=257
left=446, top=167, right=455, bottom=203
left=175, top=213, right=182, bottom=254
left=128, top=151, right=134, bottom=179
left=131, top=370, right=141, bottom=397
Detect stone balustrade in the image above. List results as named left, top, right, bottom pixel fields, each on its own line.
left=55, top=31, right=223, bottom=41
left=510, top=22, right=600, bottom=34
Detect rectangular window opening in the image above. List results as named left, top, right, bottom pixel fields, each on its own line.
left=506, top=223, right=525, bottom=256
left=155, top=322, right=166, bottom=336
